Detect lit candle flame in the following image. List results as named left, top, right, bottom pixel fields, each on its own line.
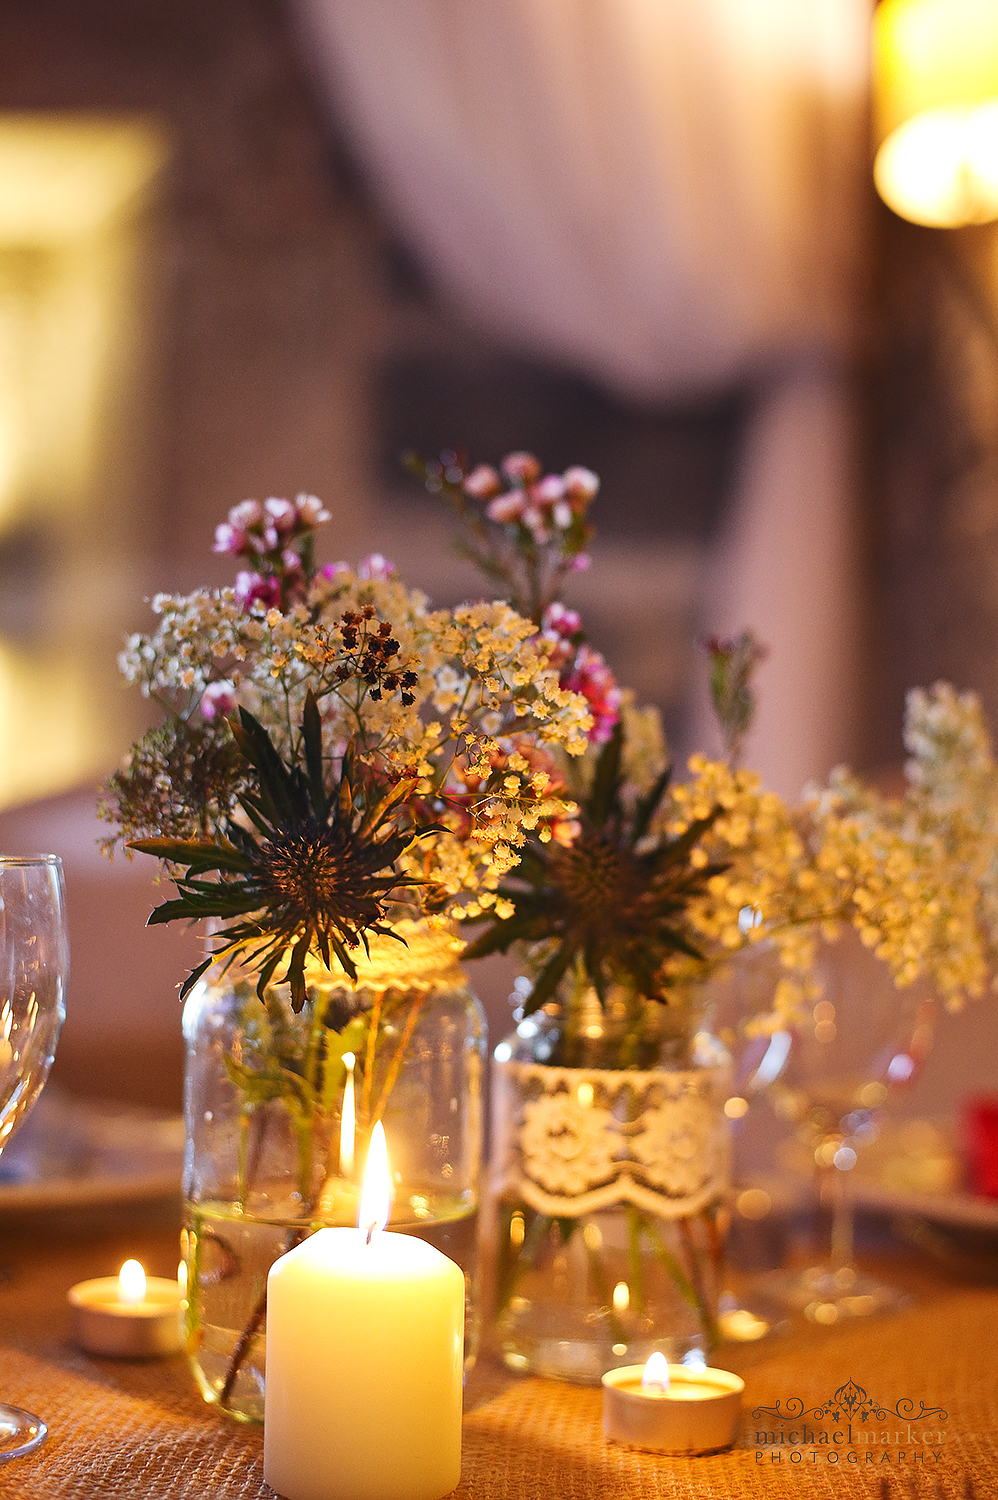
left=358, top=1119, right=391, bottom=1244
left=118, top=1259, right=146, bottom=1304
left=641, top=1351, right=670, bottom=1393
left=340, top=1052, right=356, bottom=1178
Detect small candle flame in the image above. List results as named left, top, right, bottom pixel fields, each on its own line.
left=118, top=1259, right=146, bottom=1304
left=359, top=1119, right=391, bottom=1243
left=641, top=1351, right=670, bottom=1393
left=340, top=1052, right=356, bottom=1178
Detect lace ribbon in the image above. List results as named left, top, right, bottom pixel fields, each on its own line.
left=492, top=1060, right=730, bottom=1219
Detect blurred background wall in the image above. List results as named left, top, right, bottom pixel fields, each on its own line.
left=0, top=0, right=994, bottom=1112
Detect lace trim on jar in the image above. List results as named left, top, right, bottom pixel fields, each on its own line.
left=491, top=1060, right=730, bottom=1219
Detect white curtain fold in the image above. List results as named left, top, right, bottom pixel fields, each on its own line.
left=293, top=0, right=869, bottom=398
left=292, top=0, right=871, bottom=790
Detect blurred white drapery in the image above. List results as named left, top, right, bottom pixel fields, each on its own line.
left=292, top=0, right=871, bottom=796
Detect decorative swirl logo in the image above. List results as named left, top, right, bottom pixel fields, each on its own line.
left=753, top=1379, right=948, bottom=1426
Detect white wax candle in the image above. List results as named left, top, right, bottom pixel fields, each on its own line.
left=68, top=1261, right=183, bottom=1358
left=263, top=1227, right=464, bottom=1500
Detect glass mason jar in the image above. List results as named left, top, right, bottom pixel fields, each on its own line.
left=486, top=992, right=731, bottom=1385
left=181, top=920, right=486, bottom=1423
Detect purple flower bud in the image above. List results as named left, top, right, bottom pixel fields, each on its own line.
left=542, top=603, right=582, bottom=639
left=462, top=464, right=502, bottom=499
left=235, top=570, right=281, bottom=611
left=200, top=680, right=237, bottom=721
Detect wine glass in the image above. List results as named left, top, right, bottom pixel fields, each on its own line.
left=757, top=932, right=935, bottom=1324
left=0, top=855, right=68, bottom=1462
left=703, top=943, right=794, bottom=1341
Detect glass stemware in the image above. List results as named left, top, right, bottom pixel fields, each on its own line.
left=758, top=934, right=935, bottom=1324
left=0, top=855, right=68, bottom=1463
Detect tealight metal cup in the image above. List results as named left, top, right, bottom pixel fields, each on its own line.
left=601, top=1363, right=744, bottom=1455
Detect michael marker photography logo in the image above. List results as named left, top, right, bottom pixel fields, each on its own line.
left=752, top=1378, right=948, bottom=1468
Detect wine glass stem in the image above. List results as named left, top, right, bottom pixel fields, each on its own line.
left=817, top=1165, right=855, bottom=1270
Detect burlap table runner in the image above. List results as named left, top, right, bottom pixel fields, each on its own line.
left=2, top=1214, right=996, bottom=1499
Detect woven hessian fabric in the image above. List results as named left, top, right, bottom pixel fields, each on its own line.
left=2, top=1218, right=997, bottom=1498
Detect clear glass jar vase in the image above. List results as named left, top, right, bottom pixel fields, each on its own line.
left=486, top=995, right=731, bottom=1385
left=180, top=920, right=486, bottom=1423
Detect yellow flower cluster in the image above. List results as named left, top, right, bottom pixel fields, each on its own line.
left=655, top=683, right=998, bottom=1030
left=118, top=565, right=591, bottom=911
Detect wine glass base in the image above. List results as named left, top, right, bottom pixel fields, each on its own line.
left=0, top=1405, right=48, bottom=1462
left=748, top=1265, right=912, bottom=1326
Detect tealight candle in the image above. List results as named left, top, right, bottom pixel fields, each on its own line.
left=68, top=1259, right=184, bottom=1358
left=602, top=1352, right=744, bottom=1455
left=264, top=1122, right=464, bottom=1500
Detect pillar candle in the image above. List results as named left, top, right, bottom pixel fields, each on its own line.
left=263, top=1227, right=464, bottom=1500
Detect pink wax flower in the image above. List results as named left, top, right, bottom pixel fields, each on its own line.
left=264, top=497, right=298, bottom=536
left=520, top=504, right=550, bottom=542
left=569, top=553, right=591, bottom=573
left=200, top=680, right=237, bottom=722
left=500, top=451, right=542, bottom=484
left=358, top=553, right=395, bottom=580
left=486, top=491, right=526, bottom=524
left=235, top=570, right=282, bottom=611
left=295, top=494, right=331, bottom=527
left=532, top=474, right=565, bottom=504
left=229, top=499, right=264, bottom=530
left=213, top=522, right=245, bottom=557
left=463, top=464, right=502, bottom=500
left=247, top=524, right=280, bottom=555
left=321, top=561, right=350, bottom=580
left=563, top=645, right=622, bottom=744
left=552, top=500, right=573, bottom=530
left=541, top=603, right=582, bottom=640
left=562, top=467, right=600, bottom=503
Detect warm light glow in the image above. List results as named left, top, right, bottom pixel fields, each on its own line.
left=873, top=0, right=998, bottom=225
left=0, top=116, right=168, bottom=810
left=641, top=1351, right=670, bottom=1393
left=358, top=1120, right=391, bottom=1242
left=612, top=1281, right=630, bottom=1314
left=177, top=1261, right=187, bottom=1299
left=340, top=1053, right=356, bottom=1177
left=118, top=1259, right=146, bottom=1304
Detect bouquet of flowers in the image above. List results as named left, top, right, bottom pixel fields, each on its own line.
left=408, top=449, right=998, bottom=1062
left=100, top=494, right=593, bottom=1008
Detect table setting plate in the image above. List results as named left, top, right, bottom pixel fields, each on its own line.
left=0, top=1088, right=184, bottom=1211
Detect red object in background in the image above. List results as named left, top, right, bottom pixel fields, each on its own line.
left=965, top=1098, right=998, bottom=1198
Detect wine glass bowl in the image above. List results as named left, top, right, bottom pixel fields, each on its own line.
left=0, top=854, right=68, bottom=1462
left=761, top=933, right=936, bottom=1323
